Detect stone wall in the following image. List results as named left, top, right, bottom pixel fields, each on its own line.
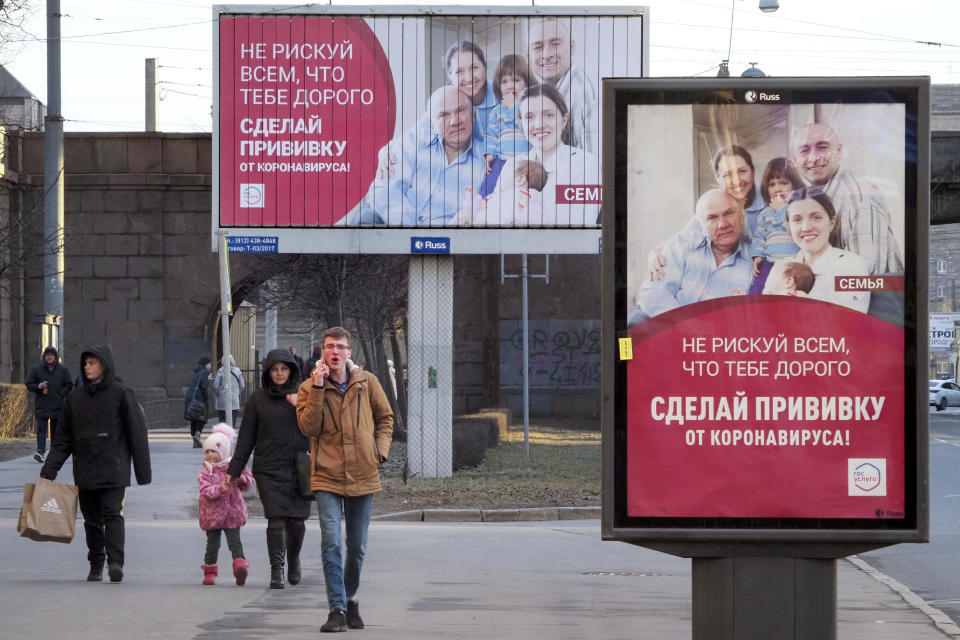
left=18, top=133, right=258, bottom=421
left=453, top=253, right=602, bottom=421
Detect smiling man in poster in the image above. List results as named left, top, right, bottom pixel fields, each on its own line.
left=629, top=189, right=754, bottom=324
left=348, top=86, right=485, bottom=226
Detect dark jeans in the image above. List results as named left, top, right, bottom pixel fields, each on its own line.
left=35, top=416, right=57, bottom=453
left=217, top=410, right=239, bottom=428
left=78, top=487, right=126, bottom=567
left=190, top=419, right=206, bottom=437
left=204, top=528, right=244, bottom=565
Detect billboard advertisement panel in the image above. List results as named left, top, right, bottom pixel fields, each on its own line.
left=929, top=313, right=958, bottom=352
left=603, top=78, right=928, bottom=547
left=214, top=7, right=646, bottom=254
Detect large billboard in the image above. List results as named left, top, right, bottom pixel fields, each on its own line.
left=602, top=78, right=929, bottom=549
left=213, top=6, right=647, bottom=254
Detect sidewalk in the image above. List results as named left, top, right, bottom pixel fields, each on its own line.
left=0, top=431, right=955, bottom=639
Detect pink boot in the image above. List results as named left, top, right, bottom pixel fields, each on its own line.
left=202, top=564, right=218, bottom=586
left=232, top=558, right=249, bottom=586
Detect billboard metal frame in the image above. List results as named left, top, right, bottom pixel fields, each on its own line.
left=212, top=4, right=650, bottom=254
left=601, top=76, right=930, bottom=555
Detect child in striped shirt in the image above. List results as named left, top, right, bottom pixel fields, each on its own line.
left=750, top=157, right=805, bottom=276
left=483, top=54, right=533, bottom=173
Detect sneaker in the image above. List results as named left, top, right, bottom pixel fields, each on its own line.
left=108, top=562, right=123, bottom=583
left=346, top=600, right=364, bottom=629
left=320, top=610, right=347, bottom=633
left=192, top=433, right=203, bottom=448
left=33, top=452, right=44, bottom=463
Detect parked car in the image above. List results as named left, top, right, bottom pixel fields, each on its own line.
left=930, top=380, right=960, bottom=411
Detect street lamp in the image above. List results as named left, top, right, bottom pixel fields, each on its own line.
left=759, top=0, right=779, bottom=12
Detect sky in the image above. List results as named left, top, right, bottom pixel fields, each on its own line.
left=3, top=0, right=959, bottom=132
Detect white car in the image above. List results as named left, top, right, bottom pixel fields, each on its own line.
left=930, top=380, right=960, bottom=411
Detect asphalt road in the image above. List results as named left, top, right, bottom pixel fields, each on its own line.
left=1, top=431, right=957, bottom=638
left=862, top=408, right=960, bottom=626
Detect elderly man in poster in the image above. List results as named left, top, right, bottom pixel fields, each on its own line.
left=791, top=122, right=903, bottom=275
left=527, top=18, right=598, bottom=154
left=348, top=86, right=485, bottom=226
left=628, top=189, right=754, bottom=325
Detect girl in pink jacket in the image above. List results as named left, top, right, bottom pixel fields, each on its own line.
left=199, top=423, right=254, bottom=585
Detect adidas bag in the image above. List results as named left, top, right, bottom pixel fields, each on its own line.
left=17, top=478, right=79, bottom=543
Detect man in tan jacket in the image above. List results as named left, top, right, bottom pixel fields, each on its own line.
left=297, top=327, right=393, bottom=633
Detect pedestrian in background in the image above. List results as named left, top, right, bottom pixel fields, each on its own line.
left=289, top=346, right=306, bottom=379
left=213, top=355, right=244, bottom=428
left=227, top=348, right=311, bottom=589
left=199, top=423, right=253, bottom=586
left=40, top=345, right=152, bottom=583
left=297, top=327, right=393, bottom=632
left=25, top=346, right=73, bottom=463
left=186, top=357, right=212, bottom=447
left=305, top=345, right=322, bottom=379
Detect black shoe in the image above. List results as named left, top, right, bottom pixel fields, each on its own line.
left=108, top=563, right=123, bottom=583
left=270, top=565, right=285, bottom=589
left=287, top=555, right=301, bottom=585
left=346, top=601, right=364, bottom=629
left=87, top=562, right=103, bottom=582
left=266, top=527, right=286, bottom=589
left=33, top=452, right=44, bottom=463
left=320, top=610, right=347, bottom=633
left=192, top=433, right=202, bottom=448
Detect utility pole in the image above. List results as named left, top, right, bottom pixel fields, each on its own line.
left=145, top=58, right=158, bottom=132
left=43, top=0, right=64, bottom=353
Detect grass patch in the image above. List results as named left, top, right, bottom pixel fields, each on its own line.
left=376, top=422, right=601, bottom=515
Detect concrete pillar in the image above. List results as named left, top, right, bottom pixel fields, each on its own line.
left=407, top=255, right=453, bottom=478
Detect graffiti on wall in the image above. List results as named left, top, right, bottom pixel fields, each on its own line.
left=500, top=320, right=601, bottom=389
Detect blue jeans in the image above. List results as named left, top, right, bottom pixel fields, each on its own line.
left=315, top=491, right=373, bottom=611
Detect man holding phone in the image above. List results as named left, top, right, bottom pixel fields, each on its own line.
left=297, top=327, right=393, bottom=633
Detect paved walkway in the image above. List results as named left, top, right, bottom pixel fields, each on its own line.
left=0, top=430, right=955, bottom=639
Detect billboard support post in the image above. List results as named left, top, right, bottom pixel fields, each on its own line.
left=522, top=255, right=529, bottom=457
left=692, top=557, right=836, bottom=640
left=407, top=255, right=453, bottom=478
left=502, top=255, right=552, bottom=457
left=217, top=230, right=233, bottom=422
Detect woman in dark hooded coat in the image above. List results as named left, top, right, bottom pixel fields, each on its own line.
left=227, top=348, right=311, bottom=589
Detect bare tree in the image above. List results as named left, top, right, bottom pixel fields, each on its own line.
left=252, top=253, right=409, bottom=378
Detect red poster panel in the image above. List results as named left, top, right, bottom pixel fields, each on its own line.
left=626, top=297, right=905, bottom=519
left=219, top=16, right=396, bottom=227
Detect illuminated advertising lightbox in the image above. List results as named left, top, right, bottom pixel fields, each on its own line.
left=602, top=78, right=929, bottom=547
left=213, top=6, right=647, bottom=254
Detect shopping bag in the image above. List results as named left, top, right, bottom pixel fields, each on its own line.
left=17, top=477, right=79, bottom=543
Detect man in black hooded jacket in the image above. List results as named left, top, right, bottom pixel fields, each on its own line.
left=40, top=345, right=152, bottom=583
left=25, top=346, right=73, bottom=463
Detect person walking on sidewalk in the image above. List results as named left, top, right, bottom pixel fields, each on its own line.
left=297, top=327, right=394, bottom=633
left=227, top=348, right=311, bottom=590
left=199, top=423, right=253, bottom=586
left=186, top=357, right=212, bottom=448
left=25, top=346, right=73, bottom=463
left=40, top=345, right=152, bottom=583
left=212, top=355, right=244, bottom=428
